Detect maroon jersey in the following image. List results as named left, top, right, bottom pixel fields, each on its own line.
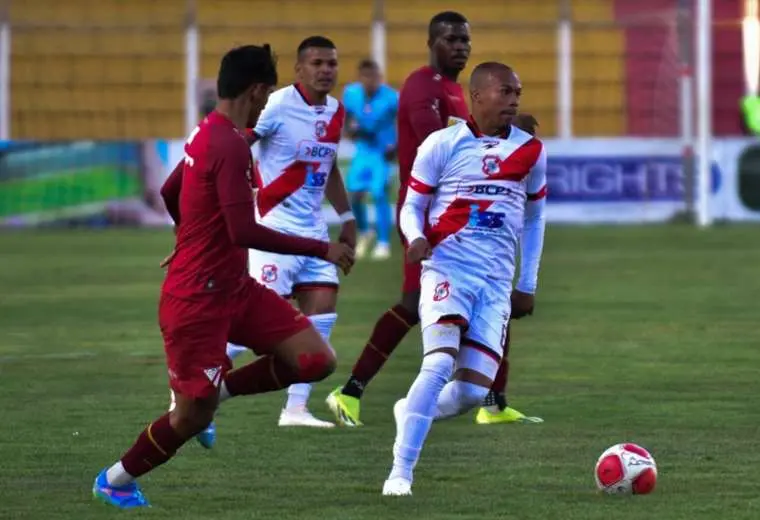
left=396, top=66, right=469, bottom=198
left=160, top=111, right=327, bottom=303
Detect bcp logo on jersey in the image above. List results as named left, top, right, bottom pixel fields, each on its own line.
left=459, top=182, right=513, bottom=200
left=297, top=140, right=337, bottom=163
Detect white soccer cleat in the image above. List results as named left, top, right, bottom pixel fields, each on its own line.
left=382, top=477, right=412, bottom=496
left=371, top=243, right=391, bottom=260
left=278, top=407, right=335, bottom=428
left=355, top=232, right=375, bottom=259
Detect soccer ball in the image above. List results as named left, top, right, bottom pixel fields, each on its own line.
left=594, top=443, right=657, bottom=495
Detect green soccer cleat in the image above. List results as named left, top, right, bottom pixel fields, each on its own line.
left=475, top=406, right=544, bottom=425
left=326, top=387, right=363, bottom=427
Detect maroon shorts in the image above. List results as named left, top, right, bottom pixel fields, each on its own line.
left=396, top=197, right=422, bottom=293
left=159, top=278, right=311, bottom=399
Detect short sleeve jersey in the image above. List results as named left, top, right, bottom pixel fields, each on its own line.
left=252, top=84, right=345, bottom=234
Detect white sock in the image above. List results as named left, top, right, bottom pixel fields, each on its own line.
left=226, top=343, right=247, bottom=360
left=389, top=351, right=454, bottom=482
left=283, top=313, right=337, bottom=411
left=435, top=380, right=490, bottom=420
left=105, top=461, right=134, bottom=487
left=285, top=383, right=312, bottom=410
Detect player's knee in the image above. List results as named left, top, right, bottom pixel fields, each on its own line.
left=295, top=347, right=336, bottom=383
left=451, top=380, right=490, bottom=410
left=420, top=350, right=456, bottom=387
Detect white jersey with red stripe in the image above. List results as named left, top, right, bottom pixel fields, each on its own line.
left=404, top=119, right=547, bottom=284
left=252, top=84, right=345, bottom=238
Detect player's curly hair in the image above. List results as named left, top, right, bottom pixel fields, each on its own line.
left=217, top=44, right=278, bottom=99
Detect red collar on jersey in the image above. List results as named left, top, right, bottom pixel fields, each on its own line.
left=293, top=82, right=329, bottom=107
left=467, top=116, right=511, bottom=139
left=293, top=83, right=314, bottom=105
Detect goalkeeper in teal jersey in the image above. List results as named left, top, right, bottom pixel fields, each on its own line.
left=343, top=60, right=399, bottom=260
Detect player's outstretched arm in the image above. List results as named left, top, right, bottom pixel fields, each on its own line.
left=160, top=160, right=184, bottom=225
left=215, top=145, right=354, bottom=272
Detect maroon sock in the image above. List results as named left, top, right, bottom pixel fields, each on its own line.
left=120, top=413, right=186, bottom=478
left=342, top=304, right=419, bottom=398
left=224, top=355, right=297, bottom=396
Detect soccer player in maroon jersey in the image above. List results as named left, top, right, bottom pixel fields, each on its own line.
left=327, top=12, right=542, bottom=426
left=92, top=44, right=354, bottom=509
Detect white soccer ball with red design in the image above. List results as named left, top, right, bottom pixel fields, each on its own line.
left=594, top=443, right=657, bottom=495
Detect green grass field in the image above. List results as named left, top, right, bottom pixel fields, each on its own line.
left=1, top=226, right=758, bottom=520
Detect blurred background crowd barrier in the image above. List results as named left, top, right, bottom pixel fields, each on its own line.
left=0, top=0, right=758, bottom=228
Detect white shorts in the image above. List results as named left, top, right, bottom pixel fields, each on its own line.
left=419, top=265, right=511, bottom=358
left=248, top=249, right=339, bottom=297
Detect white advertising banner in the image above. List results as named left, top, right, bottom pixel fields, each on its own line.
left=165, top=137, right=760, bottom=224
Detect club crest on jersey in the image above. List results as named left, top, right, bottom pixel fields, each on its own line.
left=314, top=120, right=328, bottom=139
left=261, top=264, right=278, bottom=284
left=433, top=281, right=450, bottom=302
left=482, top=154, right=501, bottom=176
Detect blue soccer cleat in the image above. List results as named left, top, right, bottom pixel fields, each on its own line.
left=196, top=421, right=216, bottom=449
left=92, top=468, right=150, bottom=509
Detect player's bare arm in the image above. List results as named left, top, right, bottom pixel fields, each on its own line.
left=325, top=162, right=357, bottom=250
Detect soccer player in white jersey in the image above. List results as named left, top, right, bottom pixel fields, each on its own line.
left=382, top=62, right=547, bottom=496
left=224, top=36, right=356, bottom=428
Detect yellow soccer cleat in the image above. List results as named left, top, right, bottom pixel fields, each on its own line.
left=326, top=387, right=363, bottom=427
left=475, top=406, right=544, bottom=425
